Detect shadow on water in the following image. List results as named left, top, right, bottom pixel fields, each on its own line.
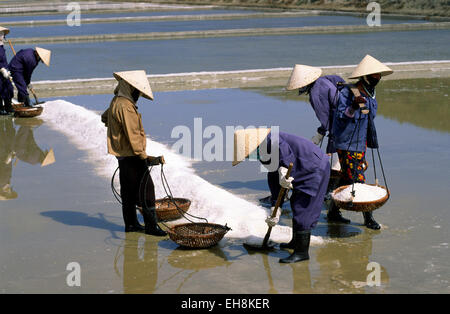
left=314, top=221, right=363, bottom=239
left=40, top=210, right=123, bottom=237
left=219, top=179, right=268, bottom=191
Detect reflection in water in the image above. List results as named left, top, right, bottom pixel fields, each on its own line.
left=376, top=78, right=450, bottom=133
left=0, top=117, right=54, bottom=200
left=119, top=233, right=159, bottom=294
left=167, top=245, right=233, bottom=293
left=313, top=227, right=389, bottom=293
left=247, top=77, right=450, bottom=133
left=0, top=118, right=16, bottom=200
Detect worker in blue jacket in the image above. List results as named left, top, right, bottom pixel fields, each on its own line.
left=286, top=64, right=349, bottom=224
left=7, top=47, right=51, bottom=107
left=0, top=26, right=13, bottom=115
left=332, top=55, right=393, bottom=230
left=233, top=128, right=330, bottom=263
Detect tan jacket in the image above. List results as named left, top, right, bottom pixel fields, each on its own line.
left=101, top=84, right=148, bottom=159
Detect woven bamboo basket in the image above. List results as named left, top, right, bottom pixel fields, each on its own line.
left=168, top=223, right=231, bottom=249
left=13, top=104, right=43, bottom=118
left=155, top=197, right=191, bottom=221
left=331, top=184, right=389, bottom=212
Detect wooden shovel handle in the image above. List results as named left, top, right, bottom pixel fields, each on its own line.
left=262, top=163, right=293, bottom=247
left=8, top=40, right=16, bottom=56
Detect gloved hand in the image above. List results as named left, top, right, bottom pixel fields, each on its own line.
left=265, top=207, right=281, bottom=228
left=311, top=132, right=324, bottom=145
left=146, top=155, right=165, bottom=166
left=330, top=152, right=341, bottom=171
left=351, top=95, right=366, bottom=110
left=0, top=67, right=11, bottom=80
left=278, top=166, right=294, bottom=189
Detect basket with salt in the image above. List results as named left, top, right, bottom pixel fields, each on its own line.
left=331, top=183, right=389, bottom=212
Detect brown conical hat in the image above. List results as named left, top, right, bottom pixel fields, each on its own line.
left=232, top=128, right=271, bottom=166
left=113, top=70, right=154, bottom=100
left=286, top=64, right=322, bottom=90
left=35, top=47, right=51, bottom=66
left=0, top=26, right=10, bottom=35
left=349, top=55, right=393, bottom=79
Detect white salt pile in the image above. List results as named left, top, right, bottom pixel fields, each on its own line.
left=41, top=100, right=328, bottom=246
left=333, top=183, right=387, bottom=203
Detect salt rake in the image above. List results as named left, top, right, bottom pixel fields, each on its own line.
left=243, top=163, right=293, bottom=251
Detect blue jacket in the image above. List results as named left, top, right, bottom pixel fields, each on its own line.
left=332, top=86, right=378, bottom=152
left=0, top=46, right=8, bottom=68
left=309, top=75, right=345, bottom=153
left=8, top=48, right=39, bottom=97
left=263, top=132, right=329, bottom=200
left=0, top=46, right=13, bottom=100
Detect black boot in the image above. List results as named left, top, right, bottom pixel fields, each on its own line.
left=363, top=212, right=381, bottom=230
left=327, top=202, right=351, bottom=224
left=4, top=98, right=14, bottom=114
left=279, top=230, right=311, bottom=263
left=142, top=206, right=167, bottom=236
left=123, top=207, right=145, bottom=233
left=280, top=230, right=295, bottom=249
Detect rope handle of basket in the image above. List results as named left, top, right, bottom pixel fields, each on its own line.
left=160, top=164, right=208, bottom=224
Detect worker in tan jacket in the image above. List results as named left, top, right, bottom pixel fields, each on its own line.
left=102, top=70, right=166, bottom=236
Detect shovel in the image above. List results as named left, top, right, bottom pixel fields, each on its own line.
left=8, top=40, right=44, bottom=106
left=244, top=162, right=293, bottom=251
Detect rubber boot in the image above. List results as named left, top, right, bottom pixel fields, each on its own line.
left=123, top=207, right=145, bottom=233
left=327, top=201, right=351, bottom=224
left=280, top=229, right=295, bottom=249
left=4, top=98, right=14, bottom=114
left=142, top=206, right=167, bottom=236
left=363, top=212, right=381, bottom=230
left=279, top=230, right=310, bottom=263
left=0, top=100, right=7, bottom=115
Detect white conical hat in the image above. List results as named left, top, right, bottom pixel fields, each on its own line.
left=0, top=26, right=10, bottom=35
left=35, top=47, right=51, bottom=66
left=232, top=128, right=271, bottom=166
left=349, top=55, right=393, bottom=79
left=113, top=70, right=154, bottom=100
left=286, top=64, right=322, bottom=90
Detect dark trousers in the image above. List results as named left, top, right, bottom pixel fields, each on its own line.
left=118, top=156, right=155, bottom=226
left=290, top=162, right=330, bottom=232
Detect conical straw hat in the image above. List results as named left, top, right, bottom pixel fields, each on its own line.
left=349, top=55, right=393, bottom=79
left=41, top=148, right=55, bottom=167
left=0, top=26, right=10, bottom=35
left=286, top=64, right=322, bottom=90
left=113, top=70, right=154, bottom=100
left=35, top=47, right=51, bottom=66
left=232, top=128, right=271, bottom=166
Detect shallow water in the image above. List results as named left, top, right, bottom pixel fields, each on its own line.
left=9, top=29, right=450, bottom=81
left=8, top=15, right=426, bottom=38
left=1, top=78, right=448, bottom=293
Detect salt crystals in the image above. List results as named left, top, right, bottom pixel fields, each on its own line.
left=333, top=183, right=387, bottom=203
